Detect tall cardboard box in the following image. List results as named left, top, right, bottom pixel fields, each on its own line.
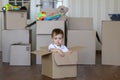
left=102, top=21, right=120, bottom=65
left=32, top=47, right=80, bottom=79
left=67, top=30, right=96, bottom=64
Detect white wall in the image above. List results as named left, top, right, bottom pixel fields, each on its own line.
left=0, top=0, right=2, bottom=51
left=65, top=0, right=120, bottom=50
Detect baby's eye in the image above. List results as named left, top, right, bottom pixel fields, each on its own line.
left=59, top=38, right=62, bottom=40
left=54, top=38, right=57, bottom=40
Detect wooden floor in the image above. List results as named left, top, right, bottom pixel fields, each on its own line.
left=1, top=51, right=120, bottom=80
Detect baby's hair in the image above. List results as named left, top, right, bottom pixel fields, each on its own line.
left=51, top=28, right=64, bottom=38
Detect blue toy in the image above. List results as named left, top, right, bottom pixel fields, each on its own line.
left=44, top=14, right=61, bottom=21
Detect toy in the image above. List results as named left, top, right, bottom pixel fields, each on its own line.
left=48, top=12, right=56, bottom=16
left=2, top=4, right=13, bottom=11
left=37, top=12, right=46, bottom=21
left=57, top=6, right=69, bottom=15
left=44, top=13, right=61, bottom=21
left=36, top=5, right=69, bottom=21
left=13, top=5, right=21, bottom=11
left=2, top=4, right=21, bottom=11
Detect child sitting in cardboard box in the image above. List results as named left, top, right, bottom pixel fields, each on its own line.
left=32, top=28, right=81, bottom=79
left=48, top=28, right=70, bottom=57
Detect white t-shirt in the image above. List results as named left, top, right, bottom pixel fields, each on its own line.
left=48, top=43, right=69, bottom=52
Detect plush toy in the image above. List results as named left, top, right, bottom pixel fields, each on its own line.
left=57, top=6, right=69, bottom=16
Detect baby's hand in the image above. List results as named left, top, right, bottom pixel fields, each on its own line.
left=57, top=49, right=65, bottom=57
left=59, top=52, right=65, bottom=57
left=50, top=48, right=65, bottom=57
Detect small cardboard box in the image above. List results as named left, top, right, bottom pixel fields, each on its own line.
left=32, top=46, right=80, bottom=79
left=10, top=44, right=31, bottom=66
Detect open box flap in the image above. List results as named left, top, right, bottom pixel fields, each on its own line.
left=31, top=49, right=51, bottom=56
left=31, top=46, right=84, bottom=56
left=31, top=46, right=50, bottom=56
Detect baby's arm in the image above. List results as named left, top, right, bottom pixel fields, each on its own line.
left=49, top=48, right=65, bottom=57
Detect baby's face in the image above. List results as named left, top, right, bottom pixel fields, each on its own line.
left=52, top=34, right=63, bottom=46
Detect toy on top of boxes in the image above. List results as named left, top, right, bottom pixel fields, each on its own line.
left=2, top=4, right=27, bottom=11
left=37, top=6, right=69, bottom=21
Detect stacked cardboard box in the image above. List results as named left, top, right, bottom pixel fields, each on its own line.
left=67, top=17, right=93, bottom=30
left=2, top=30, right=30, bottom=63
left=67, top=17, right=96, bottom=65
left=2, top=11, right=31, bottom=65
left=5, top=11, right=27, bottom=30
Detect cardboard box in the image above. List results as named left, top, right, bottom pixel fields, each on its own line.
left=2, top=30, right=30, bottom=62
left=32, top=46, right=80, bottom=79
left=5, top=11, right=27, bottom=29
left=67, top=17, right=93, bottom=30
left=36, top=21, right=64, bottom=34
left=102, top=21, right=120, bottom=65
left=10, top=44, right=31, bottom=66
left=67, top=30, right=96, bottom=64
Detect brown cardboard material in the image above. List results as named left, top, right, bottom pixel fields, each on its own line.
left=2, top=30, right=30, bottom=63
left=5, top=11, right=27, bottom=30
left=102, top=21, right=120, bottom=65
left=67, top=30, right=96, bottom=64
left=10, top=44, right=31, bottom=66
left=36, top=21, right=64, bottom=34
left=32, top=46, right=80, bottom=79
left=67, top=17, right=93, bottom=30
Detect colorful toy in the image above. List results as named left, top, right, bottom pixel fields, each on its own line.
left=44, top=13, right=61, bottom=21
left=36, top=6, right=69, bottom=21
left=48, top=12, right=56, bottom=16
left=2, top=4, right=13, bottom=11
left=2, top=4, right=21, bottom=11
left=13, top=5, right=20, bottom=11
left=37, top=12, right=46, bottom=21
